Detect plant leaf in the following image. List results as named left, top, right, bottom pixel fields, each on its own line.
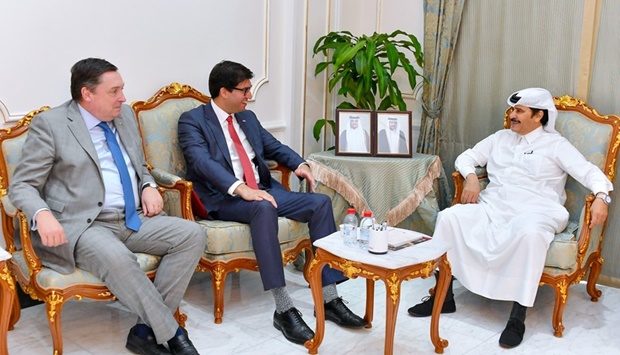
left=337, top=102, right=357, bottom=109
left=334, top=39, right=366, bottom=68
left=373, top=57, right=388, bottom=98
left=378, top=96, right=392, bottom=110
left=384, top=41, right=399, bottom=73
left=314, top=61, right=330, bottom=76
left=326, top=119, right=337, bottom=136
left=312, top=119, right=327, bottom=141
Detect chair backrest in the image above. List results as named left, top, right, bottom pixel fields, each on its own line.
left=0, top=107, right=50, bottom=251
left=504, top=95, right=620, bottom=221
left=131, top=83, right=211, bottom=178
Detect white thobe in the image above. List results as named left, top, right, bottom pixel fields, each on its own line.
left=345, top=127, right=368, bottom=152
left=435, top=126, right=612, bottom=306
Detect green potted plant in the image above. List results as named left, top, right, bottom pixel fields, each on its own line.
left=311, top=30, right=424, bottom=146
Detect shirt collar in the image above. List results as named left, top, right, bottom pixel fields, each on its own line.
left=211, top=101, right=233, bottom=125
left=77, top=103, right=108, bottom=130
left=520, top=126, right=544, bottom=144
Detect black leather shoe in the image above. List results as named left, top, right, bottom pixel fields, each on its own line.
left=499, top=317, right=525, bottom=348
left=167, top=330, right=199, bottom=355
left=126, top=326, right=170, bottom=355
left=273, top=308, right=315, bottom=345
left=407, top=295, right=456, bottom=317
left=322, top=297, right=367, bottom=328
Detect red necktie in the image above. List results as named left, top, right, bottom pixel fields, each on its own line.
left=227, top=115, right=259, bottom=189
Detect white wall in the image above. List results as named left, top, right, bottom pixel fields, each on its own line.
left=303, top=0, right=424, bottom=156
left=0, top=0, right=423, bottom=156
left=0, top=0, right=425, bottom=250
left=0, top=0, right=300, bottom=144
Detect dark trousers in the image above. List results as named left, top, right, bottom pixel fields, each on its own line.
left=213, top=185, right=347, bottom=290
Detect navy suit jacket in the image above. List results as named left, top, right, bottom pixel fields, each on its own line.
left=178, top=102, right=305, bottom=213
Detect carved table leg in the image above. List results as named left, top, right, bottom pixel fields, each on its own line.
left=383, top=273, right=403, bottom=355
left=305, top=257, right=326, bottom=354
left=430, top=254, right=450, bottom=353
left=364, top=278, right=374, bottom=328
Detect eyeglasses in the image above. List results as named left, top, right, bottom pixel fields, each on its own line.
left=231, top=87, right=252, bottom=96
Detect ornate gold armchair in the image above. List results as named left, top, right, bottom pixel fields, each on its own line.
left=452, top=95, right=620, bottom=337
left=0, top=108, right=185, bottom=355
left=131, top=83, right=313, bottom=324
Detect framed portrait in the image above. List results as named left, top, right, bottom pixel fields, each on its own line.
left=335, top=109, right=374, bottom=156
left=374, top=111, right=412, bottom=158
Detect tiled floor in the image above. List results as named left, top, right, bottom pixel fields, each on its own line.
left=6, top=264, right=620, bottom=354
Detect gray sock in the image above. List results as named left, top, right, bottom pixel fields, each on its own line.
left=510, top=302, right=527, bottom=323
left=322, top=283, right=339, bottom=303
left=271, top=287, right=295, bottom=313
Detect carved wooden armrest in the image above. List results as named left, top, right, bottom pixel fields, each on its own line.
left=149, top=168, right=195, bottom=221
left=267, top=160, right=293, bottom=191
left=451, top=167, right=488, bottom=205
left=16, top=211, right=43, bottom=274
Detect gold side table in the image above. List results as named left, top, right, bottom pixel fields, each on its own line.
left=305, top=229, right=451, bottom=355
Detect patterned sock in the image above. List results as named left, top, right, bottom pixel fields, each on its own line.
left=133, top=323, right=153, bottom=340
left=510, top=302, right=527, bottom=323
left=322, top=283, right=339, bottom=303
left=272, top=286, right=295, bottom=313
left=174, top=327, right=184, bottom=337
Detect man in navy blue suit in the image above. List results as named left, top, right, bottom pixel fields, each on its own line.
left=178, top=60, right=366, bottom=345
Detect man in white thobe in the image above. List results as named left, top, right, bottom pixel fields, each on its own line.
left=339, top=116, right=370, bottom=153
left=377, top=117, right=408, bottom=153
left=407, top=88, right=612, bottom=348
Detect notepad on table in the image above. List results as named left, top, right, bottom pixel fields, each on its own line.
left=387, top=228, right=431, bottom=251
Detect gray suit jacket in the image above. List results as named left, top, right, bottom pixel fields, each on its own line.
left=8, top=100, right=155, bottom=274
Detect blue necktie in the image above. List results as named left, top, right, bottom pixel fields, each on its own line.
left=98, top=122, right=141, bottom=231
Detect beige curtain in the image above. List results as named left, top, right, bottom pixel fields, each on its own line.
left=438, top=0, right=620, bottom=287
left=417, top=0, right=465, bottom=155
left=589, top=0, right=620, bottom=287
left=439, top=0, right=583, bottom=180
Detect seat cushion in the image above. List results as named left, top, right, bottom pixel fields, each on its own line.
left=545, top=220, right=579, bottom=270
left=11, top=250, right=161, bottom=289
left=198, top=217, right=309, bottom=255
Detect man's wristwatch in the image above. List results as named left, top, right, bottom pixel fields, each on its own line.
left=142, top=182, right=157, bottom=192
left=595, top=192, right=612, bottom=205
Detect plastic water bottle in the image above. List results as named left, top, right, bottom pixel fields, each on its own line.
left=341, top=208, right=358, bottom=247
left=358, top=211, right=373, bottom=250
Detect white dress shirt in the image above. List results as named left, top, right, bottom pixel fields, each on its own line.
left=79, top=104, right=140, bottom=210
left=210, top=101, right=261, bottom=195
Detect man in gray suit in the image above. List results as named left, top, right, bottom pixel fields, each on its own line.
left=9, top=58, right=205, bottom=355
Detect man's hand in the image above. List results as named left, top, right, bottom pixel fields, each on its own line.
left=235, top=184, right=278, bottom=208
left=589, top=198, right=608, bottom=228
left=35, top=210, right=67, bottom=247
left=141, top=187, right=164, bottom=217
left=460, top=173, right=481, bottom=204
left=295, top=164, right=316, bottom=193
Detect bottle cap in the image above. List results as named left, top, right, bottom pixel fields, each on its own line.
left=347, top=208, right=355, bottom=214
left=363, top=211, right=372, bottom=217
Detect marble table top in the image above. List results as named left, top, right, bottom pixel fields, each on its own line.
left=314, top=228, right=450, bottom=269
